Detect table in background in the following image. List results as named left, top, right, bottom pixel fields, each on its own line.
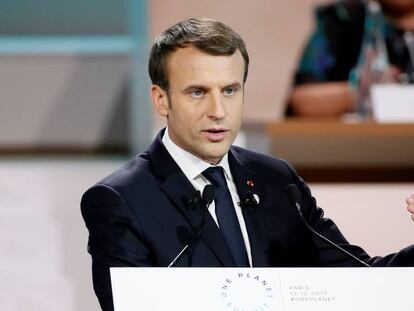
left=266, top=120, right=414, bottom=182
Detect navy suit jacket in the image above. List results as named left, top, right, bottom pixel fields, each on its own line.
left=81, top=130, right=414, bottom=310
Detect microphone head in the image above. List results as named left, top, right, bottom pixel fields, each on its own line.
left=253, top=194, right=260, bottom=205
left=239, top=191, right=259, bottom=210
left=286, top=184, right=301, bottom=204
left=186, top=190, right=201, bottom=207
left=202, top=185, right=215, bottom=205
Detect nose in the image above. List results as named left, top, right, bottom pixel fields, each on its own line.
left=207, top=93, right=226, bottom=120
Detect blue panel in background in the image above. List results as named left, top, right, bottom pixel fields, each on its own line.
left=0, top=0, right=128, bottom=35
left=0, top=36, right=132, bottom=54
left=0, top=0, right=151, bottom=154
left=128, top=0, right=152, bottom=154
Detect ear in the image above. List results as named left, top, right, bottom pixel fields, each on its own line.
left=151, top=85, right=170, bottom=117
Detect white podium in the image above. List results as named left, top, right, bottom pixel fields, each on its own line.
left=111, top=267, right=413, bottom=311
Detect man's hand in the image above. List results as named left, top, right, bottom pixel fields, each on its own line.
left=406, top=193, right=414, bottom=222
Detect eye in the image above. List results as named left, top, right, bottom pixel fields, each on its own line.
left=189, top=89, right=204, bottom=98
left=223, top=86, right=238, bottom=96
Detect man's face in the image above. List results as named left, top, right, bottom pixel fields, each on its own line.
left=152, top=46, right=245, bottom=164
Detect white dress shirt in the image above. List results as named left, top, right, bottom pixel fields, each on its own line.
left=162, top=129, right=252, bottom=266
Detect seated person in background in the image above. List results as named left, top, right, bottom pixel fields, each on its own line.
left=287, top=0, right=414, bottom=118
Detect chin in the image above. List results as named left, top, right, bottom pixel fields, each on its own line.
left=204, top=146, right=230, bottom=161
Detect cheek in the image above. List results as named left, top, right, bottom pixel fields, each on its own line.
left=228, top=104, right=243, bottom=121
left=175, top=107, right=202, bottom=133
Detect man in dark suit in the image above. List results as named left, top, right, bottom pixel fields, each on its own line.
left=81, top=17, right=414, bottom=311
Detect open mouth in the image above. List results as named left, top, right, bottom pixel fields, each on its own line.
left=203, top=128, right=228, bottom=142
left=206, top=128, right=226, bottom=133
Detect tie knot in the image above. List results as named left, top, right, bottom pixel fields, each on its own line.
left=202, top=166, right=227, bottom=187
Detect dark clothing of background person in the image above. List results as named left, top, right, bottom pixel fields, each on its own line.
left=287, top=0, right=414, bottom=115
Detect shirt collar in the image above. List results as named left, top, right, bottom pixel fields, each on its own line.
left=162, top=128, right=233, bottom=182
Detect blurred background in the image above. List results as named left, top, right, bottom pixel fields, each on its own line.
left=1, top=0, right=413, bottom=310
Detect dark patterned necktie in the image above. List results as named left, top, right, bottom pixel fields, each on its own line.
left=202, top=166, right=249, bottom=267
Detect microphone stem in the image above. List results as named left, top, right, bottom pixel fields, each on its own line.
left=168, top=233, right=198, bottom=267
left=168, top=185, right=215, bottom=267
left=294, top=203, right=370, bottom=268
left=168, top=211, right=207, bottom=267
left=168, top=245, right=189, bottom=268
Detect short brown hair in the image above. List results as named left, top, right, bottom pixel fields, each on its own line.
left=148, top=17, right=249, bottom=91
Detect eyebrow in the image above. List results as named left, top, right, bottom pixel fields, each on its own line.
left=182, top=81, right=242, bottom=93
left=183, top=85, right=209, bottom=93
left=224, top=82, right=242, bottom=89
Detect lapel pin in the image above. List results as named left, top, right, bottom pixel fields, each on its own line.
left=246, top=180, right=254, bottom=187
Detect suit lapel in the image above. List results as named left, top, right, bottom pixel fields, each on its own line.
left=229, top=148, right=269, bottom=267
left=148, top=130, right=235, bottom=266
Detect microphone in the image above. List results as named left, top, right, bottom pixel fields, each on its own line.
left=286, top=184, right=370, bottom=267
left=201, top=185, right=215, bottom=207
left=238, top=191, right=260, bottom=211
left=168, top=185, right=215, bottom=267
left=186, top=190, right=202, bottom=208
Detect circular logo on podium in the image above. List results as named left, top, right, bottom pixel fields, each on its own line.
left=220, top=272, right=274, bottom=310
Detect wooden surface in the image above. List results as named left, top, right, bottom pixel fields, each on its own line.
left=267, top=120, right=414, bottom=182
left=268, top=120, right=414, bottom=137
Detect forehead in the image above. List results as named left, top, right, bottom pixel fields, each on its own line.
left=166, top=46, right=244, bottom=86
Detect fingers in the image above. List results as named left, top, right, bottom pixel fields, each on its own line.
left=406, top=193, right=414, bottom=222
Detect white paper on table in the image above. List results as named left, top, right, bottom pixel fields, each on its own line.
left=371, top=84, right=414, bottom=123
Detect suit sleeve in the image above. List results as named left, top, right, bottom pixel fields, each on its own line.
left=283, top=161, right=414, bottom=267
left=81, top=184, right=152, bottom=311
